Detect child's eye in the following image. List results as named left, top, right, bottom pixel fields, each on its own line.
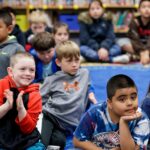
left=130, top=94, right=137, bottom=101
left=20, top=68, right=25, bottom=71
left=58, top=33, right=62, bottom=36
left=30, top=68, right=35, bottom=72
left=67, top=60, right=71, bottom=63
left=119, top=98, right=126, bottom=102
left=118, top=96, right=126, bottom=102
left=75, top=58, right=80, bottom=61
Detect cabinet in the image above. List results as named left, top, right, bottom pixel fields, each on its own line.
left=0, top=0, right=140, bottom=34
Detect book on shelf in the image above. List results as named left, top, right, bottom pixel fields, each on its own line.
left=116, top=11, right=128, bottom=26
left=101, top=0, right=139, bottom=6
left=0, top=0, right=27, bottom=6
left=29, top=0, right=42, bottom=6
left=111, top=10, right=133, bottom=30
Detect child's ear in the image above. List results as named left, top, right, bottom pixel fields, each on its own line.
left=107, top=98, right=113, bottom=109
left=7, top=25, right=13, bottom=34
left=7, top=67, right=13, bottom=77
left=55, top=58, right=61, bottom=67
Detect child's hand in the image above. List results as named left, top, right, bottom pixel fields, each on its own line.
left=140, top=50, right=150, bottom=65
left=4, top=89, right=13, bottom=110
left=121, top=111, right=142, bottom=122
left=88, top=92, right=98, bottom=104
left=16, top=91, right=25, bottom=111
left=98, top=48, right=109, bottom=61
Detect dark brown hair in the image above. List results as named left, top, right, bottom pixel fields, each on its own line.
left=107, top=74, right=137, bottom=100
left=0, top=8, right=12, bottom=26
left=32, top=32, right=55, bottom=52
left=53, top=22, right=69, bottom=35
left=89, top=0, right=103, bottom=8
left=139, top=0, right=150, bottom=7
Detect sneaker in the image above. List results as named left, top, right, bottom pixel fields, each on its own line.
left=112, top=54, right=130, bottom=64
left=131, top=54, right=140, bottom=62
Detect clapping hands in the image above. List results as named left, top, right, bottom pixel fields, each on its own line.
left=4, top=89, right=25, bottom=111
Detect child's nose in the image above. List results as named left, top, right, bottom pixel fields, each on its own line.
left=72, top=62, right=78, bottom=67
left=44, top=55, right=50, bottom=59
left=126, top=99, right=133, bottom=105
left=25, top=70, right=31, bottom=75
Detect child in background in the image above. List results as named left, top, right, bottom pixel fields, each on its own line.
left=0, top=9, right=25, bottom=79
left=53, top=22, right=70, bottom=45
left=141, top=84, right=150, bottom=148
left=117, top=0, right=150, bottom=65
left=73, top=74, right=150, bottom=150
left=0, top=52, right=45, bottom=149
left=2, top=7, right=26, bottom=48
left=30, top=31, right=59, bottom=83
left=78, top=0, right=121, bottom=62
left=141, top=84, right=150, bottom=119
left=40, top=41, right=97, bottom=149
left=25, top=9, right=52, bottom=51
left=128, top=0, right=150, bottom=65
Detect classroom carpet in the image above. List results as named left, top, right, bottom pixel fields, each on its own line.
left=85, top=63, right=150, bottom=105
left=65, top=63, right=150, bottom=150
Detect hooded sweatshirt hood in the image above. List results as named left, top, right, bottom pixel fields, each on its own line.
left=0, top=35, right=25, bottom=79
left=4, top=75, right=40, bottom=94
left=78, top=11, right=112, bottom=24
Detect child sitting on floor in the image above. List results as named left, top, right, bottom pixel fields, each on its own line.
left=0, top=52, right=45, bottom=149
left=73, top=74, right=150, bottom=150
left=40, top=41, right=97, bottom=149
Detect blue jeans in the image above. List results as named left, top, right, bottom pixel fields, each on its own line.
left=80, top=45, right=121, bottom=62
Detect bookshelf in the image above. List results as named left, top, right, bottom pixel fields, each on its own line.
left=102, top=0, right=140, bottom=33
left=0, top=0, right=140, bottom=34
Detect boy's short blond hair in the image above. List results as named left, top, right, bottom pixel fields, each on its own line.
left=29, top=10, right=48, bottom=24
left=56, top=40, right=80, bottom=60
left=10, top=52, right=34, bottom=67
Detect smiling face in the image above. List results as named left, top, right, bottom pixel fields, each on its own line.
left=107, top=87, right=138, bottom=123
left=31, top=22, right=46, bottom=34
left=8, top=57, right=35, bottom=87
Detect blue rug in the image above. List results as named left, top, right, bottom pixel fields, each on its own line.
left=85, top=63, right=150, bottom=105
left=65, top=63, right=150, bottom=149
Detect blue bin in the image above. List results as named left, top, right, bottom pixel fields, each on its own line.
left=59, top=14, right=79, bottom=31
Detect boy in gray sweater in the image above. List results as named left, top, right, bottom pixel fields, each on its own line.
left=0, top=9, right=25, bottom=79
left=40, top=40, right=97, bottom=149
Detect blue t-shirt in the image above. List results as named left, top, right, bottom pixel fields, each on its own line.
left=42, top=61, right=53, bottom=79
left=74, top=102, right=150, bottom=150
